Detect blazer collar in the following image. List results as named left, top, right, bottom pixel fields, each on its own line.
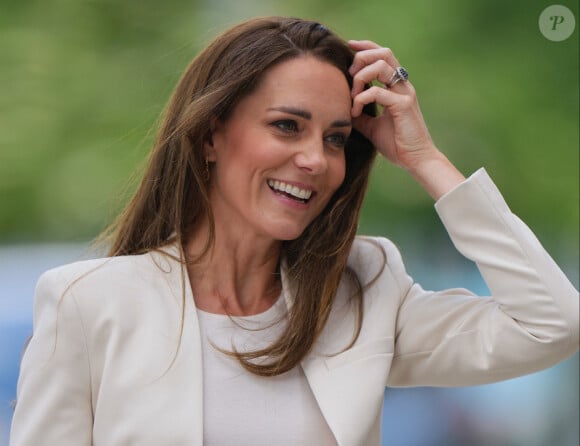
left=152, top=241, right=346, bottom=445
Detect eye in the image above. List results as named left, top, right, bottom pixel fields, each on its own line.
left=325, top=132, right=349, bottom=149
left=271, top=119, right=299, bottom=133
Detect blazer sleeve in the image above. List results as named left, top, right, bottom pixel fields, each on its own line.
left=10, top=269, right=93, bottom=446
left=386, top=168, right=579, bottom=387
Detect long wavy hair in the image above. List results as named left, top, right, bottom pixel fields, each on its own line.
left=99, top=16, right=378, bottom=376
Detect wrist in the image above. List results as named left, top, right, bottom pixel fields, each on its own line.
left=406, top=149, right=466, bottom=200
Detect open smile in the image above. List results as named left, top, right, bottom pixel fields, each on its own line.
left=267, top=179, right=315, bottom=204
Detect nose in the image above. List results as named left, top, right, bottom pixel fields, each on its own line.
left=293, top=138, right=327, bottom=175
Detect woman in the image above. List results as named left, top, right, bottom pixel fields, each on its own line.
left=10, top=16, right=579, bottom=446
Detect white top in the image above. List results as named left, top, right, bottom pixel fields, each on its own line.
left=197, top=296, right=337, bottom=446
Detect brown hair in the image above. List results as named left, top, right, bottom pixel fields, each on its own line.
left=100, top=16, right=378, bottom=376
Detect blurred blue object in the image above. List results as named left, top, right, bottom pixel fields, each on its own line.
left=0, top=243, right=578, bottom=446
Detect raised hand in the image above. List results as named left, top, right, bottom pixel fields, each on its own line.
left=349, top=40, right=465, bottom=199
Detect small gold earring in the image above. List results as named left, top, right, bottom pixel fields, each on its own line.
left=204, top=158, right=210, bottom=181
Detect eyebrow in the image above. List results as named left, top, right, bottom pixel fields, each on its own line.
left=267, top=106, right=351, bottom=128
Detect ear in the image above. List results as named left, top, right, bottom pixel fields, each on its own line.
left=203, top=117, right=222, bottom=162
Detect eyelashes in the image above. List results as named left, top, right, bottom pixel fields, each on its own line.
left=325, top=133, right=348, bottom=148
left=272, top=119, right=298, bottom=133
left=270, top=119, right=349, bottom=149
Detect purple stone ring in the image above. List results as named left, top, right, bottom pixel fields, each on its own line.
left=386, top=67, right=409, bottom=88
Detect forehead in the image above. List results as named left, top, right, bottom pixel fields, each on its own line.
left=241, top=55, right=352, bottom=116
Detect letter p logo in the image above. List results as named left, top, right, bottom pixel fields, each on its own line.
left=550, top=15, right=565, bottom=30
left=540, top=5, right=576, bottom=41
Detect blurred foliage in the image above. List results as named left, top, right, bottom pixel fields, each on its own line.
left=0, top=0, right=578, bottom=261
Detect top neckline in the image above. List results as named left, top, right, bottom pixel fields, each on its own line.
left=195, top=293, right=286, bottom=322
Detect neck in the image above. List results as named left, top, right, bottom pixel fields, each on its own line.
left=184, top=218, right=282, bottom=316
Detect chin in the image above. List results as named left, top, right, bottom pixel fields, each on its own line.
left=273, top=230, right=306, bottom=242
left=266, top=223, right=309, bottom=242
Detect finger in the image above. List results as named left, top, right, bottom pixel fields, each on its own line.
left=352, top=113, right=374, bottom=140
left=352, top=62, right=413, bottom=97
left=352, top=84, right=416, bottom=117
left=351, top=60, right=393, bottom=97
left=348, top=39, right=381, bottom=51
left=351, top=85, right=393, bottom=117
left=352, top=113, right=393, bottom=141
left=348, top=46, right=401, bottom=76
left=384, top=67, right=412, bottom=92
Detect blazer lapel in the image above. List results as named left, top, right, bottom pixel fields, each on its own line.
left=280, top=263, right=346, bottom=444
left=281, top=263, right=385, bottom=446
left=154, top=244, right=205, bottom=445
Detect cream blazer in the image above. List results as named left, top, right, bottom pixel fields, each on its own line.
left=10, top=169, right=579, bottom=446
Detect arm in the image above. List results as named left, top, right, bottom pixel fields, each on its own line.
left=10, top=270, right=93, bottom=446
left=386, top=168, right=579, bottom=386
left=347, top=40, right=578, bottom=385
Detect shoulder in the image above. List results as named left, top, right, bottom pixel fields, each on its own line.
left=347, top=236, right=408, bottom=287
left=32, top=248, right=186, bottom=340
left=38, top=253, right=151, bottom=291
left=35, top=249, right=177, bottom=310
left=348, top=236, right=404, bottom=270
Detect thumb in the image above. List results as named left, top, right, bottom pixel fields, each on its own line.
left=352, top=113, right=374, bottom=141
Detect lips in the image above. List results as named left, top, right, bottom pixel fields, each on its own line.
left=267, top=179, right=314, bottom=203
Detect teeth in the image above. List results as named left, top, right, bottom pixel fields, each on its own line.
left=268, top=180, right=313, bottom=200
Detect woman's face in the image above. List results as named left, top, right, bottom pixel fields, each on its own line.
left=206, top=55, right=352, bottom=242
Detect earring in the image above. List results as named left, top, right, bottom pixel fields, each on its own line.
left=204, top=158, right=210, bottom=181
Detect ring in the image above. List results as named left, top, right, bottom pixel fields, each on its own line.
left=386, top=67, right=409, bottom=88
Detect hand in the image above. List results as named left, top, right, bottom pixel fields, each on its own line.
left=349, top=40, right=465, bottom=199
left=348, top=40, right=437, bottom=171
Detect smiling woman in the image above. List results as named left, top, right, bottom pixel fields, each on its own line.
left=204, top=56, right=350, bottom=243
left=10, top=16, right=579, bottom=446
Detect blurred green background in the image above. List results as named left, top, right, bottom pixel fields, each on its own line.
left=0, top=1, right=578, bottom=445
left=1, top=0, right=578, bottom=265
